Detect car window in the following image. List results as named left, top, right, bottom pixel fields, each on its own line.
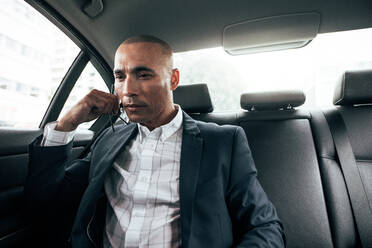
left=59, top=62, right=108, bottom=130
left=0, top=0, right=80, bottom=128
left=174, top=28, right=372, bottom=112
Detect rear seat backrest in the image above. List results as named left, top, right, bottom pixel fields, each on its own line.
left=333, top=71, right=372, bottom=178
left=310, top=111, right=360, bottom=248
left=174, top=85, right=335, bottom=247
left=313, top=69, right=372, bottom=247
left=238, top=90, right=333, bottom=247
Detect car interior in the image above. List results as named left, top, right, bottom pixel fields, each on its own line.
left=1, top=0, right=372, bottom=247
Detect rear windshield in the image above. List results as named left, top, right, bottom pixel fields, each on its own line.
left=174, top=28, right=372, bottom=112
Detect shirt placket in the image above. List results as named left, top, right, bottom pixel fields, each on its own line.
left=125, top=131, right=159, bottom=247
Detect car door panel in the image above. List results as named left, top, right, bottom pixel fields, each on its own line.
left=0, top=129, right=94, bottom=247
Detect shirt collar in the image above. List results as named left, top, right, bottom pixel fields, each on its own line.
left=137, top=105, right=183, bottom=143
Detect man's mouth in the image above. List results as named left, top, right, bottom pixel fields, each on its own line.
left=124, top=104, right=146, bottom=111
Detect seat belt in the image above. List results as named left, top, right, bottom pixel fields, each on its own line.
left=324, top=109, right=372, bottom=247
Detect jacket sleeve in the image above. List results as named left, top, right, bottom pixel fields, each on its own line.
left=226, top=127, right=286, bottom=247
left=23, top=131, right=103, bottom=245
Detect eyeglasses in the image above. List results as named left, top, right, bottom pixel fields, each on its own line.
left=109, top=84, right=128, bottom=132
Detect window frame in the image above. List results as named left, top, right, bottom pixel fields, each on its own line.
left=25, top=0, right=114, bottom=133
left=40, top=51, right=89, bottom=127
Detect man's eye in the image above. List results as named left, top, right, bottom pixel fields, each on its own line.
left=115, top=75, right=125, bottom=80
left=138, top=73, right=152, bottom=79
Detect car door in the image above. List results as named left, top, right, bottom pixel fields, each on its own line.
left=0, top=1, right=113, bottom=246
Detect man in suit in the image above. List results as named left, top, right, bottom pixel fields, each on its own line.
left=25, top=35, right=285, bottom=247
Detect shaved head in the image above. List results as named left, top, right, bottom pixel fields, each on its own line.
left=122, top=35, right=172, bottom=56
left=118, top=35, right=174, bottom=72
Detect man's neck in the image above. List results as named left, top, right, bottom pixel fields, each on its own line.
left=140, top=105, right=179, bottom=131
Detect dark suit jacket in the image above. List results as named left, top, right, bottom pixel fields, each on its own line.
left=25, top=112, right=285, bottom=247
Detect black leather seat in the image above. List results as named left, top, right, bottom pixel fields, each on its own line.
left=311, top=109, right=361, bottom=248
left=175, top=85, right=334, bottom=247
left=311, top=69, right=372, bottom=247
left=238, top=90, right=333, bottom=247
left=173, top=80, right=372, bottom=247
left=332, top=70, right=372, bottom=212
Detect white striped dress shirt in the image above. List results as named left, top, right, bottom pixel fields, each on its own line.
left=103, top=106, right=183, bottom=248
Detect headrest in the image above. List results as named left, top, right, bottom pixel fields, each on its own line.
left=333, top=69, right=372, bottom=105
left=240, top=90, right=305, bottom=111
left=173, top=84, right=213, bottom=113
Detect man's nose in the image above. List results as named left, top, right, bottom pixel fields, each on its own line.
left=123, top=75, right=138, bottom=96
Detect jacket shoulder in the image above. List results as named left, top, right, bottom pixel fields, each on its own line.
left=195, top=119, right=241, bottom=134
left=193, top=119, right=244, bottom=142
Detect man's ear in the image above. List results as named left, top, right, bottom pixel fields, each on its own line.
left=170, top=68, right=180, bottom=91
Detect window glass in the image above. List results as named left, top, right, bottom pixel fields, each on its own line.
left=174, top=28, right=372, bottom=112
left=59, top=62, right=108, bottom=130
left=0, top=0, right=79, bottom=128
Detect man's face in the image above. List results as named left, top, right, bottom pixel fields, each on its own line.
left=114, top=42, right=179, bottom=129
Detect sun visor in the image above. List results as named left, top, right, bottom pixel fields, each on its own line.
left=223, top=13, right=320, bottom=55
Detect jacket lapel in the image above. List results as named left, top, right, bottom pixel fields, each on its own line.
left=73, top=124, right=139, bottom=246
left=179, top=112, right=203, bottom=248
left=91, top=123, right=138, bottom=183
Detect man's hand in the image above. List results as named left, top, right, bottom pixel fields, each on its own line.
left=56, top=89, right=119, bottom=132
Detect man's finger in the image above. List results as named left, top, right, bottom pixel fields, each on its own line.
left=86, top=91, right=114, bottom=114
